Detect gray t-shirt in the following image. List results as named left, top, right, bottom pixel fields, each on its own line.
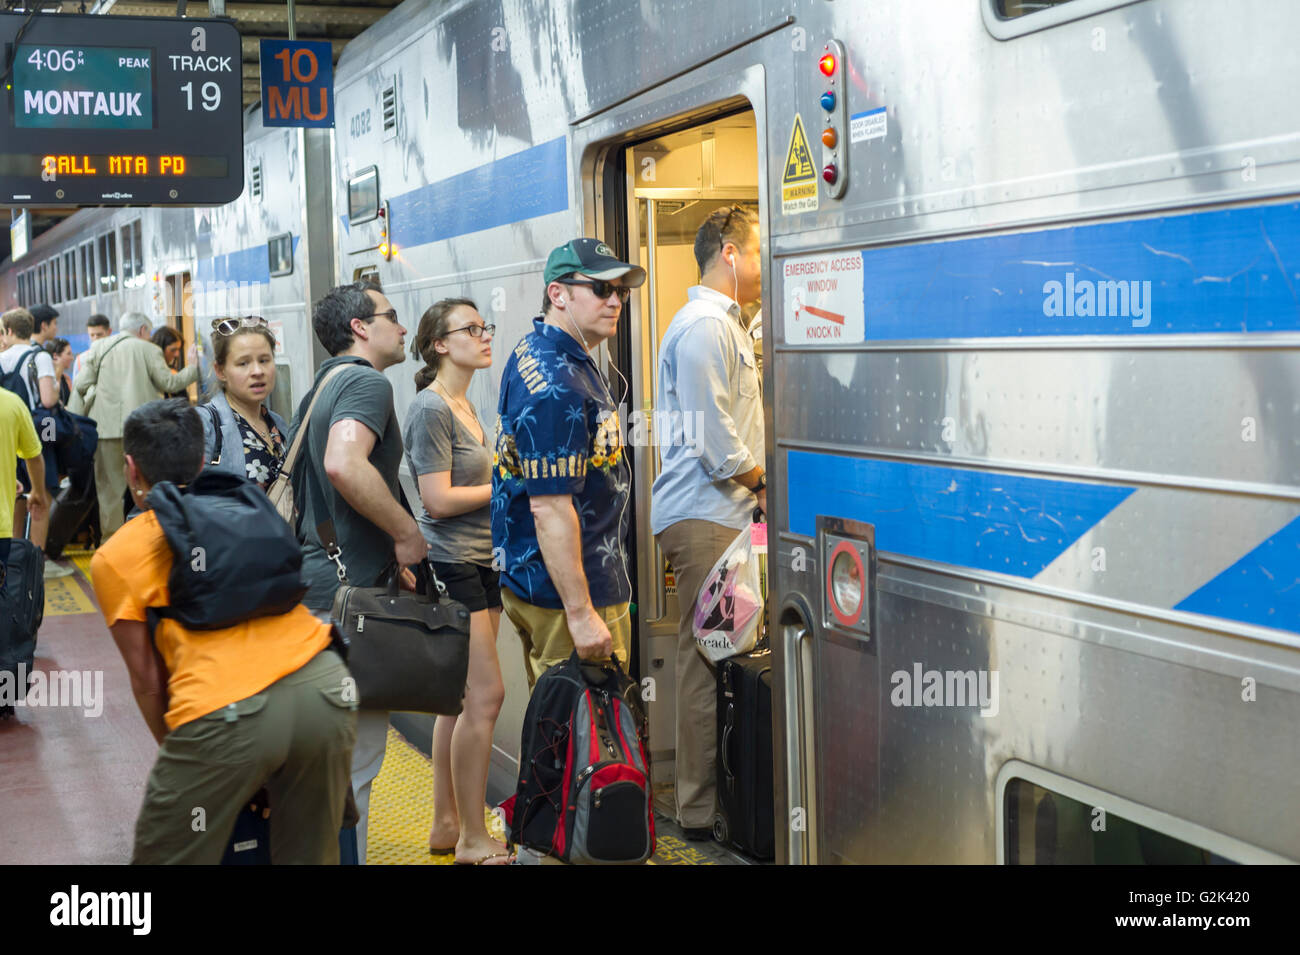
left=294, top=356, right=406, bottom=610
left=403, top=388, right=493, bottom=566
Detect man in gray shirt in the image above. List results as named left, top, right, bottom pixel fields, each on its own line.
left=290, top=280, right=427, bottom=864
left=651, top=206, right=766, bottom=841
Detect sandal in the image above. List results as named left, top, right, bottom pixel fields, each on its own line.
left=454, top=850, right=515, bottom=865
left=428, top=845, right=456, bottom=857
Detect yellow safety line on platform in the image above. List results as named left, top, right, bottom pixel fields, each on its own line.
left=65, top=548, right=95, bottom=582
left=43, top=574, right=97, bottom=616
left=367, top=725, right=507, bottom=865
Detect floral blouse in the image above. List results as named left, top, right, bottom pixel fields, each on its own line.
left=232, top=408, right=285, bottom=489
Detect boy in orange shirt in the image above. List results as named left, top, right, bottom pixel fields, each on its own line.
left=90, top=399, right=357, bottom=864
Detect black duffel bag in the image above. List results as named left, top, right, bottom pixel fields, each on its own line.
left=327, top=551, right=470, bottom=715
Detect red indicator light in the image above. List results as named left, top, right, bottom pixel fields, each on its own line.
left=822, top=164, right=839, bottom=185
left=822, top=128, right=838, bottom=149
left=819, top=53, right=836, bottom=76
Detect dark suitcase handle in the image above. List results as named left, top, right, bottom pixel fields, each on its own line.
left=721, top=702, right=736, bottom=790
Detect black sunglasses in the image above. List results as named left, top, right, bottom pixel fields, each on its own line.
left=561, top=278, right=634, bottom=303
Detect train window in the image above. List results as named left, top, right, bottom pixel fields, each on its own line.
left=353, top=267, right=380, bottom=286
left=97, top=232, right=118, bottom=293
left=268, top=232, right=294, bottom=277
left=1004, top=778, right=1224, bottom=864
left=348, top=166, right=381, bottom=224
left=130, top=221, right=144, bottom=286
left=985, top=0, right=1142, bottom=38
left=995, top=0, right=1074, bottom=15
left=51, top=257, right=63, bottom=305
left=37, top=261, right=47, bottom=304
left=79, top=242, right=95, bottom=298
left=63, top=250, right=76, bottom=301
left=120, top=226, right=134, bottom=286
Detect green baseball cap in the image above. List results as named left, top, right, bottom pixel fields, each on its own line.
left=544, top=238, right=647, bottom=287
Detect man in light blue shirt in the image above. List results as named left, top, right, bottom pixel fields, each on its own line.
left=651, top=205, right=765, bottom=840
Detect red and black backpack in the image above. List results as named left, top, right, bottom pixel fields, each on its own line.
left=502, top=652, right=654, bottom=864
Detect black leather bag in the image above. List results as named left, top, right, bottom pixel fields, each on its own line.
left=328, top=558, right=471, bottom=715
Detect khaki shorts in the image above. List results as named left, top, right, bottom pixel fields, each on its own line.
left=501, top=588, right=631, bottom=691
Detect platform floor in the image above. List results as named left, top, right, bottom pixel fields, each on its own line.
left=3, top=551, right=750, bottom=865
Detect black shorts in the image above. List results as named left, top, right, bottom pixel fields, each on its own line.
left=429, top=560, right=501, bottom=613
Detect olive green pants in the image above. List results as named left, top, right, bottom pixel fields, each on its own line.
left=501, top=589, right=631, bottom=691
left=132, top=650, right=358, bottom=865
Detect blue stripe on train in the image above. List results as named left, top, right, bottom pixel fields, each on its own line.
left=196, top=235, right=300, bottom=287
left=1175, top=515, right=1300, bottom=634
left=854, top=201, right=1300, bottom=339
left=387, top=136, right=568, bottom=249
left=784, top=450, right=1135, bottom=578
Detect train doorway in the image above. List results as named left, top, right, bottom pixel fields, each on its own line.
left=164, top=271, right=198, bottom=402
left=606, top=109, right=760, bottom=822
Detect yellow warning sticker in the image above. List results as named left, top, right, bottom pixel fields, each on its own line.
left=781, top=113, right=819, bottom=215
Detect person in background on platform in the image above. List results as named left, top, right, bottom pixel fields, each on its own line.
left=29, top=304, right=58, bottom=347
left=71, top=312, right=199, bottom=540
left=1, top=307, right=66, bottom=574
left=151, top=326, right=190, bottom=400
left=73, top=314, right=112, bottom=379
left=198, top=317, right=286, bottom=490
left=651, top=204, right=766, bottom=842
left=404, top=298, right=511, bottom=865
left=491, top=239, right=645, bottom=692
left=43, top=338, right=73, bottom=406
left=90, top=399, right=357, bottom=864
left=289, top=280, right=425, bottom=865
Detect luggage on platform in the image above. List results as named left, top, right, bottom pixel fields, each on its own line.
left=0, top=514, right=44, bottom=720
left=713, top=649, right=775, bottom=860
left=44, top=472, right=98, bottom=560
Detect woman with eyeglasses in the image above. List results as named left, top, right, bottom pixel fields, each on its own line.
left=402, top=297, right=511, bottom=865
left=198, top=316, right=287, bottom=491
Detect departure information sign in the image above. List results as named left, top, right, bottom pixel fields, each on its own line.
left=1, top=13, right=243, bottom=205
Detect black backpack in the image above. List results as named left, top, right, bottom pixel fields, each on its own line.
left=503, top=653, right=654, bottom=863
left=146, top=469, right=308, bottom=630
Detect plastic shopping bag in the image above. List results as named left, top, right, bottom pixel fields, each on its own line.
left=692, top=521, right=767, bottom=663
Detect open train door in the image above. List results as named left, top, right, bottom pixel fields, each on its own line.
left=164, top=271, right=198, bottom=402
left=582, top=89, right=779, bottom=859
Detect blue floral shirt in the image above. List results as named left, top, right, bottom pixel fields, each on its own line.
left=491, top=318, right=630, bottom=610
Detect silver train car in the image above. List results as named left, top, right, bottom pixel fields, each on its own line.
left=333, top=0, right=1300, bottom=865
left=3, top=0, right=1296, bottom=864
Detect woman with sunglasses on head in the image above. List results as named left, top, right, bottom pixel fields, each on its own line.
left=199, top=317, right=287, bottom=491
left=402, top=298, right=511, bottom=865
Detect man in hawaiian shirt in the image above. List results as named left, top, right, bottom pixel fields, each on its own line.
left=491, top=239, right=646, bottom=688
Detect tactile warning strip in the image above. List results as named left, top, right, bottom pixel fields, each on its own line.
left=367, top=725, right=507, bottom=865
left=370, top=724, right=730, bottom=865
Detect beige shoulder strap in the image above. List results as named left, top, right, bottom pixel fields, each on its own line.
left=280, top=364, right=351, bottom=477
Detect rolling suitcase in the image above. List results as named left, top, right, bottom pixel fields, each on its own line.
left=713, top=649, right=775, bottom=859
left=44, top=472, right=98, bottom=560
left=1, top=514, right=45, bottom=720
